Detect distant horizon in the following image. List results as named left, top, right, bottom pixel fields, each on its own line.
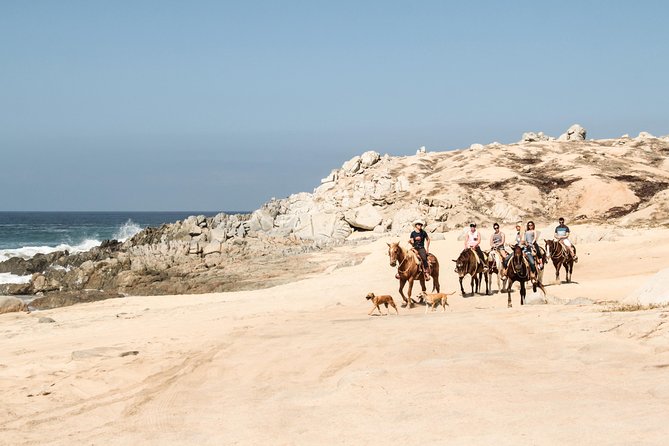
left=0, top=210, right=252, bottom=214
left=2, top=1, right=668, bottom=211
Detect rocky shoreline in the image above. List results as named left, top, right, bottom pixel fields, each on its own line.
left=1, top=125, right=668, bottom=311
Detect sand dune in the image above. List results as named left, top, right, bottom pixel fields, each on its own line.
left=2, top=225, right=669, bottom=445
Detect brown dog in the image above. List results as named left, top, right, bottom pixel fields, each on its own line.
left=366, top=292, right=399, bottom=316
left=417, top=291, right=456, bottom=313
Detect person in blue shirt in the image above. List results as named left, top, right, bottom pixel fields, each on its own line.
left=409, top=219, right=430, bottom=280
left=554, top=217, right=577, bottom=261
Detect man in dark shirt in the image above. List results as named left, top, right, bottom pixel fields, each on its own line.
left=409, top=219, right=430, bottom=280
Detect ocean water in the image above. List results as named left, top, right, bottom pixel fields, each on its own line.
left=0, top=211, right=242, bottom=284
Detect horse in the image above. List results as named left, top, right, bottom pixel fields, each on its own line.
left=544, top=239, right=575, bottom=283
left=505, top=244, right=546, bottom=307
left=387, top=242, right=440, bottom=308
left=453, top=248, right=488, bottom=296
left=485, top=248, right=507, bottom=294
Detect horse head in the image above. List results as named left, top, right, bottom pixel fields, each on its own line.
left=453, top=249, right=472, bottom=277
left=387, top=242, right=401, bottom=267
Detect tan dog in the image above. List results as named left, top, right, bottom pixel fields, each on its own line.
left=366, top=292, right=399, bottom=316
left=417, top=291, right=456, bottom=313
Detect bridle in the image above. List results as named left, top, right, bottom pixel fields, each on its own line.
left=390, top=245, right=411, bottom=276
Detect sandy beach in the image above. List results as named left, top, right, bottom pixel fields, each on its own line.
left=2, top=225, right=669, bottom=445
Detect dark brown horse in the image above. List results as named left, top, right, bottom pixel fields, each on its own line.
left=387, top=242, right=440, bottom=307
left=544, top=239, right=575, bottom=283
left=453, top=248, right=488, bottom=295
left=506, top=244, right=546, bottom=307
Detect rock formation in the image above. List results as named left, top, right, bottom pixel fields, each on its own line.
left=1, top=130, right=668, bottom=308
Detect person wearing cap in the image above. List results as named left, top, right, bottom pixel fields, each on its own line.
left=409, top=219, right=430, bottom=280
left=554, top=217, right=577, bottom=262
left=464, top=222, right=485, bottom=264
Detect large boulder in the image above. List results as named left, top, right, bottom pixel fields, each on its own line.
left=292, top=213, right=351, bottom=241
left=360, top=150, right=381, bottom=168
left=344, top=203, right=383, bottom=230
left=0, top=296, right=27, bottom=314
left=558, top=124, right=587, bottom=141
left=342, top=156, right=362, bottom=175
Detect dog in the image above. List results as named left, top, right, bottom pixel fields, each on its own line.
left=417, top=291, right=456, bottom=313
left=365, top=292, right=399, bottom=316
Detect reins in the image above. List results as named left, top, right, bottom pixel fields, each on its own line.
left=392, top=246, right=417, bottom=278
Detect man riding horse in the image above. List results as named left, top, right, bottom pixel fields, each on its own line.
left=554, top=217, right=578, bottom=262
left=409, top=219, right=430, bottom=281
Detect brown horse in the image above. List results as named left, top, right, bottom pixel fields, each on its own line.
left=544, top=239, right=575, bottom=283
left=453, top=248, right=488, bottom=296
left=506, top=244, right=546, bottom=307
left=387, top=242, right=440, bottom=307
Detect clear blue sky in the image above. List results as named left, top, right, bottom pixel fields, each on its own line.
left=2, top=0, right=668, bottom=211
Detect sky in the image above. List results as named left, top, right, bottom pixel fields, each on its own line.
left=1, top=0, right=668, bottom=212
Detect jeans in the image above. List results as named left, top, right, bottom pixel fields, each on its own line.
left=416, top=247, right=428, bottom=270
left=523, top=248, right=536, bottom=273
left=504, top=248, right=536, bottom=274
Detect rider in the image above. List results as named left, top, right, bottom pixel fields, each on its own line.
left=554, top=217, right=578, bottom=262
left=522, top=220, right=542, bottom=272
left=489, top=222, right=506, bottom=254
left=409, top=219, right=430, bottom=280
left=502, top=222, right=523, bottom=272
left=465, top=222, right=485, bottom=268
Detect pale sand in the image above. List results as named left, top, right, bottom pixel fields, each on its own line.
left=2, top=225, right=669, bottom=445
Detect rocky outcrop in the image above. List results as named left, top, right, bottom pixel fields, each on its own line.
left=521, top=131, right=552, bottom=142
left=558, top=124, right=587, bottom=141
left=1, top=134, right=668, bottom=305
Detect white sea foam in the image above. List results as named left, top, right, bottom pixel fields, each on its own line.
left=113, top=219, right=142, bottom=241
left=0, top=239, right=102, bottom=263
left=0, top=272, right=32, bottom=285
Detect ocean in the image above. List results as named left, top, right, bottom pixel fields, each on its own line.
left=0, top=211, right=244, bottom=285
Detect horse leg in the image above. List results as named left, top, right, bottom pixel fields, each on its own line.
left=520, top=281, right=526, bottom=305
left=485, top=271, right=490, bottom=295
left=555, top=261, right=562, bottom=283
left=398, top=278, right=409, bottom=307
left=507, top=279, right=513, bottom=308
left=407, top=279, right=416, bottom=307
left=432, top=271, right=440, bottom=293
left=459, top=276, right=465, bottom=295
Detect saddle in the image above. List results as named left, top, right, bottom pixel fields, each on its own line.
left=469, top=248, right=487, bottom=271
left=410, top=248, right=431, bottom=279
left=510, top=252, right=535, bottom=282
